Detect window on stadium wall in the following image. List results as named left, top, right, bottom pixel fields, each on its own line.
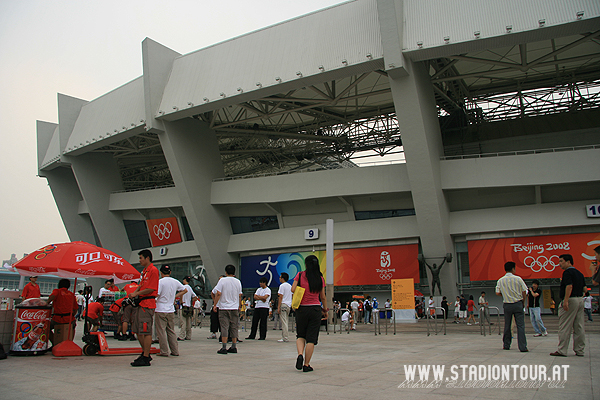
left=455, top=242, right=470, bottom=283
left=354, top=209, right=416, bottom=220
left=181, top=216, right=194, bottom=241
left=230, top=216, right=279, bottom=234
left=123, top=220, right=152, bottom=250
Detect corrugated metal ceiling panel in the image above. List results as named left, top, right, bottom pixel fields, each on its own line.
left=159, top=0, right=383, bottom=118
left=66, top=77, right=145, bottom=153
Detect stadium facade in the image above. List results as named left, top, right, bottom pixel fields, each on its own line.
left=37, top=0, right=600, bottom=304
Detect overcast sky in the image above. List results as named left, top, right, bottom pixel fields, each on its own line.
left=0, top=0, right=347, bottom=261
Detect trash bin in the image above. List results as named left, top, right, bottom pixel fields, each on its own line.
left=11, top=298, right=51, bottom=356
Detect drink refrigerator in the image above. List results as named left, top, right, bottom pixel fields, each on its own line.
left=11, top=298, right=52, bottom=355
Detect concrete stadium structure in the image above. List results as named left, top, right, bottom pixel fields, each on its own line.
left=37, top=0, right=600, bottom=304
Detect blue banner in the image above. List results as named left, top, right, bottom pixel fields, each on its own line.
left=240, top=252, right=315, bottom=288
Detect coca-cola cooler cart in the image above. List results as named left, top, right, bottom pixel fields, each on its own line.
left=11, top=298, right=52, bottom=356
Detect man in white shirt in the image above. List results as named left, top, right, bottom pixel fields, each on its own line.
left=98, top=280, right=113, bottom=298
left=75, top=290, right=85, bottom=321
left=155, top=265, right=187, bottom=357
left=178, top=276, right=197, bottom=341
left=478, top=291, right=491, bottom=325
left=246, top=277, right=271, bottom=340
left=350, top=299, right=359, bottom=328
left=496, top=261, right=528, bottom=352
left=277, top=273, right=293, bottom=342
left=213, top=265, right=243, bottom=354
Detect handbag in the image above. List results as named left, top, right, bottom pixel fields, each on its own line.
left=291, top=272, right=306, bottom=310
left=182, top=306, right=193, bottom=318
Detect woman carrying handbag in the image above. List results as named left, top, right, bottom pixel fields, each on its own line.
left=291, top=255, right=328, bottom=372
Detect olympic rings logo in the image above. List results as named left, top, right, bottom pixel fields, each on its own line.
left=524, top=255, right=559, bottom=273
left=380, top=272, right=392, bottom=280
left=34, top=245, right=56, bottom=260
left=18, top=322, right=32, bottom=340
left=153, top=222, right=172, bottom=240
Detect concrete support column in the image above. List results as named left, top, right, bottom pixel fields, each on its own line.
left=160, top=118, right=235, bottom=288
left=69, top=153, right=130, bottom=258
left=42, top=167, right=97, bottom=245
left=388, top=58, right=457, bottom=297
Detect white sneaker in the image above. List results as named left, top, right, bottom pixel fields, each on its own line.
left=543, top=331, right=548, bottom=336
left=277, top=339, right=288, bottom=342
left=467, top=323, right=472, bottom=326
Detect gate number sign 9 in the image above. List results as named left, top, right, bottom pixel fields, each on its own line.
left=305, top=228, right=319, bottom=240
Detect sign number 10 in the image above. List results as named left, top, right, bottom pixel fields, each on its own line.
left=587, top=204, right=600, bottom=218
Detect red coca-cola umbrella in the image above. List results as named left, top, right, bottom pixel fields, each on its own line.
left=12, top=241, right=140, bottom=283
left=12, top=241, right=140, bottom=357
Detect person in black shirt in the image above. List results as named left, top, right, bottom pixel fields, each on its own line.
left=527, top=280, right=547, bottom=337
left=550, top=254, right=586, bottom=357
left=440, top=296, right=449, bottom=319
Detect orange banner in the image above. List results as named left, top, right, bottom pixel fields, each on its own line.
left=468, top=232, right=600, bottom=281
left=334, top=244, right=419, bottom=286
left=147, top=217, right=182, bottom=247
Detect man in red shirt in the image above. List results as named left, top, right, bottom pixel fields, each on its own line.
left=109, top=297, right=126, bottom=339
left=128, top=249, right=159, bottom=367
left=123, top=281, right=139, bottom=295
left=21, top=276, right=41, bottom=299
left=109, top=279, right=121, bottom=292
left=85, top=297, right=105, bottom=332
left=120, top=281, right=139, bottom=341
left=47, top=279, right=78, bottom=344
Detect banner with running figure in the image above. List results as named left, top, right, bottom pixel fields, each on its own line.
left=240, top=244, right=419, bottom=288
left=468, top=232, right=600, bottom=281
left=240, top=251, right=325, bottom=288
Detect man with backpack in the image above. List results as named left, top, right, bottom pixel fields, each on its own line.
left=364, top=296, right=373, bottom=324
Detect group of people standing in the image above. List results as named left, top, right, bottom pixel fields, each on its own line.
left=495, top=254, right=588, bottom=357
left=210, top=255, right=327, bottom=372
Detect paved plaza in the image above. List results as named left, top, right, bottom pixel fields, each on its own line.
left=1, top=315, right=598, bottom=400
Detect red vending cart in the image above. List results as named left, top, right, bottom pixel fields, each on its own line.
left=11, top=298, right=52, bottom=355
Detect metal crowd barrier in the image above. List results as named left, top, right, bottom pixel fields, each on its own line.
left=426, top=307, right=446, bottom=336
left=373, top=308, right=397, bottom=335
left=480, top=306, right=501, bottom=336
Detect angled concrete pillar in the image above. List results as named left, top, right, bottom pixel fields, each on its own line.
left=57, top=93, right=88, bottom=154
left=389, top=58, right=457, bottom=297
left=69, top=153, right=131, bottom=259
left=142, top=38, right=181, bottom=133
left=43, top=166, right=97, bottom=245
left=160, top=118, right=235, bottom=289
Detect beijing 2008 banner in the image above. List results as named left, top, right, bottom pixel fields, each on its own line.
left=147, top=217, right=182, bottom=247
left=468, top=232, right=600, bottom=281
left=240, top=244, right=419, bottom=288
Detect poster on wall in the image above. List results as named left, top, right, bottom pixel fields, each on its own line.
left=146, top=217, right=182, bottom=247
left=240, top=244, right=419, bottom=288
left=333, top=244, right=419, bottom=286
left=240, top=252, right=325, bottom=288
left=468, top=232, right=600, bottom=281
